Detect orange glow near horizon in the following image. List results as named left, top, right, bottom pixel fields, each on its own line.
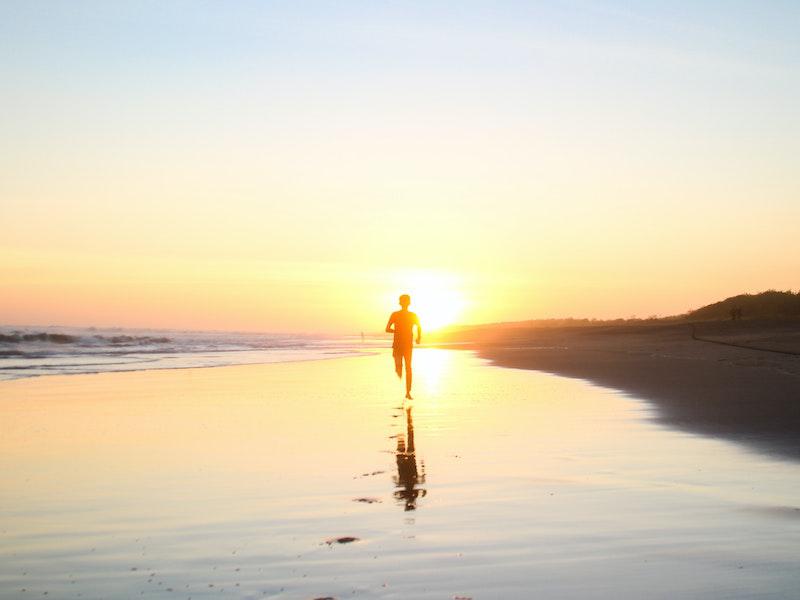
left=0, top=245, right=798, bottom=335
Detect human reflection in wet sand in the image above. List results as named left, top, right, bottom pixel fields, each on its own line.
left=393, top=403, right=426, bottom=511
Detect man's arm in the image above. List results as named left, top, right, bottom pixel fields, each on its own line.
left=385, top=313, right=395, bottom=333
left=415, top=315, right=422, bottom=344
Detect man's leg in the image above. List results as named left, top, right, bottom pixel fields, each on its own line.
left=404, top=349, right=413, bottom=398
left=393, top=348, right=403, bottom=378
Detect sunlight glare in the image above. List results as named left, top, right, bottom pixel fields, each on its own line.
left=389, top=270, right=467, bottom=331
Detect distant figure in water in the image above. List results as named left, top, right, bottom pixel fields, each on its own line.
left=385, top=294, right=422, bottom=399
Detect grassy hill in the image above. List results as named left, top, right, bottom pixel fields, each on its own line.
left=688, top=290, right=800, bottom=321
left=432, top=290, right=800, bottom=341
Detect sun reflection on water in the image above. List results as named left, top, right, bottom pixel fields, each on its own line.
left=413, top=348, right=455, bottom=398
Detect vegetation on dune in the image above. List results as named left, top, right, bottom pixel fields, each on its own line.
left=688, top=290, right=800, bottom=321
left=433, top=291, right=800, bottom=340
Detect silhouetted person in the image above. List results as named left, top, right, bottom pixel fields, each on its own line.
left=393, top=405, right=426, bottom=511
left=385, top=294, right=421, bottom=399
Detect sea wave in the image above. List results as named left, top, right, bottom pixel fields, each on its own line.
left=0, top=326, right=383, bottom=381
left=0, top=331, right=174, bottom=346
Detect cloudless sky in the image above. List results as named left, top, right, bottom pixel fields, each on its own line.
left=2, top=1, right=799, bottom=333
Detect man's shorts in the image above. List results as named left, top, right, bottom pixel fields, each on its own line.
left=393, top=345, right=413, bottom=362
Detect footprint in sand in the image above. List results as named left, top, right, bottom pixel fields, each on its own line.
left=324, top=536, right=359, bottom=545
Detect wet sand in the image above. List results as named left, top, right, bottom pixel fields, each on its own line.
left=445, top=320, right=800, bottom=461
left=2, top=350, right=800, bottom=598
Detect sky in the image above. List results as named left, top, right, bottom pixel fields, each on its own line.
left=1, top=1, right=799, bottom=334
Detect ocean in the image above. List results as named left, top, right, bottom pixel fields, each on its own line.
left=0, top=326, right=377, bottom=381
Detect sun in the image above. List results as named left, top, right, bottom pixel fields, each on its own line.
left=390, top=270, right=467, bottom=331
left=416, top=285, right=466, bottom=331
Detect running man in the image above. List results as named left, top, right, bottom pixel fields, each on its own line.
left=385, top=294, right=422, bottom=399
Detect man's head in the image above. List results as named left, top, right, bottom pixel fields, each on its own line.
left=399, top=294, right=411, bottom=308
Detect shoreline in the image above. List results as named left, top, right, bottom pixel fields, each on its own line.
left=452, top=319, right=800, bottom=461
left=5, top=349, right=800, bottom=597
left=5, top=323, right=800, bottom=463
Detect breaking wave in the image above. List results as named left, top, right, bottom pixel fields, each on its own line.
left=0, top=326, right=380, bottom=381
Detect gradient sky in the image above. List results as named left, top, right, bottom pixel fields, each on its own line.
left=2, top=1, right=799, bottom=333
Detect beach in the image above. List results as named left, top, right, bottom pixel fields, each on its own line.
left=3, top=349, right=800, bottom=598
left=441, top=319, right=800, bottom=461
left=5, top=1, right=799, bottom=597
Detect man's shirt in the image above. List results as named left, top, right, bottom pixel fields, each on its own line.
left=388, top=310, right=419, bottom=349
